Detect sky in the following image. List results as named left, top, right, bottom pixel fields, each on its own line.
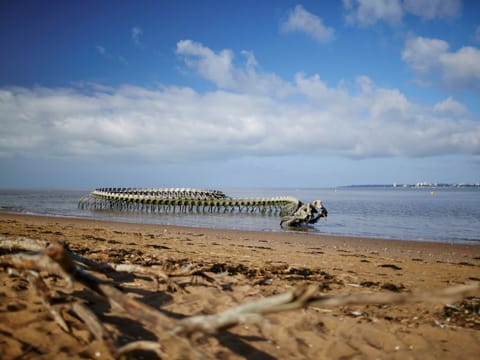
left=0, top=0, right=479, bottom=188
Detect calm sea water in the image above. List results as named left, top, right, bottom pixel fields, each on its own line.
left=0, top=187, right=479, bottom=244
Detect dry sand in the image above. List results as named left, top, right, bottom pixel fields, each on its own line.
left=1, top=212, right=479, bottom=359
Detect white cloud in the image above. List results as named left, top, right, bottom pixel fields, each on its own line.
left=403, top=0, right=461, bottom=19
left=95, top=44, right=128, bottom=65
left=434, top=97, right=469, bottom=116
left=356, top=75, right=375, bottom=93
left=176, top=40, right=293, bottom=97
left=281, top=5, right=335, bottom=43
left=96, top=45, right=106, bottom=55
left=475, top=26, right=480, bottom=42
left=402, top=35, right=480, bottom=90
left=401, top=36, right=449, bottom=74
left=131, top=26, right=143, bottom=46
left=343, top=0, right=404, bottom=26
left=176, top=39, right=235, bottom=88
left=440, top=46, right=480, bottom=88
left=344, top=0, right=461, bottom=26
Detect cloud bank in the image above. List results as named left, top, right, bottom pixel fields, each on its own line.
left=0, top=40, right=478, bottom=163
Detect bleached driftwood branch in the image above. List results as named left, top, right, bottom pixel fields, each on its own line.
left=0, top=236, right=49, bottom=251
left=173, top=282, right=479, bottom=334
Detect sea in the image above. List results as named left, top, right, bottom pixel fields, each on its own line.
left=0, top=187, right=479, bottom=245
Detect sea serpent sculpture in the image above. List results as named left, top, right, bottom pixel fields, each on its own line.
left=78, top=188, right=328, bottom=227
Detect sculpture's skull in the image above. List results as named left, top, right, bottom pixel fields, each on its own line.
left=280, top=199, right=327, bottom=227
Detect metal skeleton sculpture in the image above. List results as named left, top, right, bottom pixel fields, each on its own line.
left=78, top=188, right=328, bottom=227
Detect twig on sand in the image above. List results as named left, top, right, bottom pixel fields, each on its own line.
left=71, top=302, right=119, bottom=357
left=26, top=270, right=70, bottom=332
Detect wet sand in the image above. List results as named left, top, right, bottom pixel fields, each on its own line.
left=1, top=212, right=479, bottom=359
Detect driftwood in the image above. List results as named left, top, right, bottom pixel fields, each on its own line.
left=173, top=283, right=479, bottom=335
left=1, top=236, right=478, bottom=358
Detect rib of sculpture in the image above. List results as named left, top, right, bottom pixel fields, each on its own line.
left=78, top=188, right=327, bottom=227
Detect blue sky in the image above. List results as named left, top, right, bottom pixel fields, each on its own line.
left=0, top=0, right=479, bottom=188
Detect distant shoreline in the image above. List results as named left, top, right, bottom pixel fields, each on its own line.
left=340, top=183, right=480, bottom=188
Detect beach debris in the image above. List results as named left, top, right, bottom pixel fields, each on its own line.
left=1, top=236, right=479, bottom=358
left=443, top=297, right=480, bottom=329
left=433, top=319, right=446, bottom=328
left=379, top=264, right=403, bottom=271
left=349, top=310, right=364, bottom=317
left=78, top=187, right=328, bottom=227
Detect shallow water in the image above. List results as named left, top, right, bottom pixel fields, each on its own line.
left=0, top=187, right=479, bottom=244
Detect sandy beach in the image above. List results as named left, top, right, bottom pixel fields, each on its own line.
left=1, top=212, right=479, bottom=359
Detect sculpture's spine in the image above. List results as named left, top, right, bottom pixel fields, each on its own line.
left=78, top=188, right=298, bottom=215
